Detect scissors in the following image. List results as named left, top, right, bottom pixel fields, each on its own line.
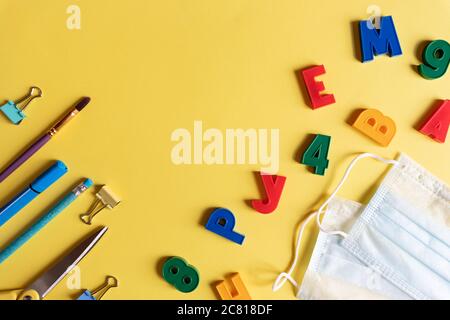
left=0, top=227, right=108, bottom=300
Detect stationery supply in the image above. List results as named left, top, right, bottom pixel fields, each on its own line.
left=0, top=161, right=68, bottom=227
left=0, top=97, right=90, bottom=183
left=80, top=185, right=121, bottom=225
left=0, top=227, right=107, bottom=300
left=0, top=87, right=42, bottom=124
left=77, top=276, right=118, bottom=300
left=0, top=179, right=93, bottom=264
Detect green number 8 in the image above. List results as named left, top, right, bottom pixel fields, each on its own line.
left=162, top=257, right=199, bottom=293
left=419, top=40, right=450, bottom=80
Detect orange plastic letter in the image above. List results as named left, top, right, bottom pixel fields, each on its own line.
left=215, top=273, right=251, bottom=300
left=353, top=109, right=396, bottom=147
left=419, top=100, right=450, bottom=143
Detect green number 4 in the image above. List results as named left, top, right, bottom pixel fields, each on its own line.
left=301, top=134, right=331, bottom=176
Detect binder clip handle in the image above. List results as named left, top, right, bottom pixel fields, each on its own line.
left=80, top=185, right=121, bottom=225
left=92, top=276, right=119, bottom=300
left=77, top=276, right=119, bottom=300
left=1, top=87, right=43, bottom=125
left=80, top=198, right=106, bottom=225
left=15, top=86, right=42, bottom=111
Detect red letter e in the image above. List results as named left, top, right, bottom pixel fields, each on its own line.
left=301, top=65, right=336, bottom=109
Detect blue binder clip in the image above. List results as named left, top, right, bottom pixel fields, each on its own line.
left=1, top=87, right=42, bottom=124
left=77, top=276, right=118, bottom=300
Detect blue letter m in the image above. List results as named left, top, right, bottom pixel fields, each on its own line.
left=359, top=16, right=402, bottom=62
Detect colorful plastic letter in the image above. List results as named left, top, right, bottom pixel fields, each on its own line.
left=419, top=100, right=450, bottom=143
left=301, top=65, right=336, bottom=109
left=353, top=109, right=396, bottom=146
left=301, top=134, right=331, bottom=176
left=359, top=16, right=402, bottom=62
left=162, top=257, right=199, bottom=293
left=215, top=273, right=251, bottom=300
left=205, top=208, right=245, bottom=245
left=419, top=40, right=450, bottom=80
left=251, top=173, right=286, bottom=214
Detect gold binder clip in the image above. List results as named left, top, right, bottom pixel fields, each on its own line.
left=15, top=86, right=43, bottom=112
left=78, top=276, right=119, bottom=300
left=80, top=185, right=121, bottom=225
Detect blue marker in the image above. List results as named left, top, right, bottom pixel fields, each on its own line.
left=0, top=179, right=92, bottom=264
left=0, top=161, right=68, bottom=227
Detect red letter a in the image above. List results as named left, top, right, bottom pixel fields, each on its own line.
left=419, top=100, right=450, bottom=143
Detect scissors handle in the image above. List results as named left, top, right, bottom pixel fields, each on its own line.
left=0, top=289, right=40, bottom=300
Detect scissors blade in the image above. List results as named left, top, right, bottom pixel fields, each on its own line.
left=26, top=226, right=108, bottom=299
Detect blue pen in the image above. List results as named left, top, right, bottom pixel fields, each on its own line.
left=0, top=161, right=68, bottom=227
left=0, top=179, right=93, bottom=264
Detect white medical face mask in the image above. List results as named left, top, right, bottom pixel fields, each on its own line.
left=298, top=197, right=413, bottom=299
left=273, top=153, right=450, bottom=300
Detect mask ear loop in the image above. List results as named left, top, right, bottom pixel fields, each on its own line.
left=273, top=211, right=318, bottom=291
left=316, top=153, right=399, bottom=238
left=273, top=152, right=399, bottom=292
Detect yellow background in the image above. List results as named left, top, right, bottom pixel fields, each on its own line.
left=0, top=0, right=448, bottom=300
